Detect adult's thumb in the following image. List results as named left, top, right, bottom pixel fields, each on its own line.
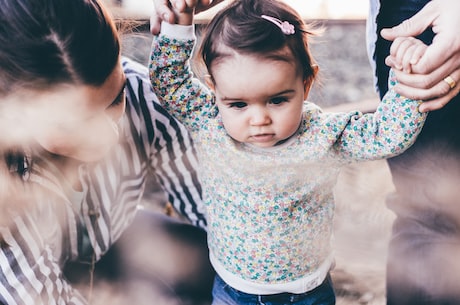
left=380, top=2, right=436, bottom=41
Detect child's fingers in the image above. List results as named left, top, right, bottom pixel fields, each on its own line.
left=391, top=37, right=427, bottom=73
left=409, top=43, right=427, bottom=65
left=401, top=40, right=425, bottom=73
left=401, top=39, right=427, bottom=72
left=389, top=37, right=410, bottom=70
left=401, top=44, right=416, bottom=73
left=391, top=37, right=414, bottom=71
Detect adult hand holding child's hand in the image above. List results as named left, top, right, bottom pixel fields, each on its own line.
left=381, top=0, right=460, bottom=112
left=150, top=0, right=223, bottom=33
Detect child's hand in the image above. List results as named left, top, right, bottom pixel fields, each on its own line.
left=172, top=0, right=221, bottom=14
left=173, top=0, right=199, bottom=13
left=386, top=37, right=428, bottom=73
left=171, top=0, right=199, bottom=25
left=151, top=0, right=219, bottom=34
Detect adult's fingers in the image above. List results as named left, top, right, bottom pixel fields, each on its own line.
left=409, top=33, right=460, bottom=75
left=150, top=0, right=176, bottom=35
left=386, top=55, right=459, bottom=90
left=382, top=0, right=460, bottom=75
left=150, top=0, right=224, bottom=33
left=418, top=83, right=460, bottom=112
left=380, top=1, right=437, bottom=40
left=195, top=0, right=225, bottom=14
left=391, top=68, right=460, bottom=109
left=150, top=12, right=162, bottom=35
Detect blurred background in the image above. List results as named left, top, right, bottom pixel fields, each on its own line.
left=96, top=1, right=394, bottom=304
left=107, top=0, right=369, bottom=19
left=106, top=0, right=380, bottom=109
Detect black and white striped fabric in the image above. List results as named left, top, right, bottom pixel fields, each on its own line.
left=0, top=57, right=206, bottom=304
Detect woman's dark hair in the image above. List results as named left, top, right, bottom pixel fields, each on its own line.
left=199, top=0, right=318, bottom=82
left=0, top=0, right=120, bottom=177
left=0, top=0, right=120, bottom=93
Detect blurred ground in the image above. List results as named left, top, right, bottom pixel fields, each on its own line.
left=332, top=161, right=394, bottom=305
left=118, top=19, right=394, bottom=305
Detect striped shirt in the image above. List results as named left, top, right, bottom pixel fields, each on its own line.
left=0, top=57, right=206, bottom=305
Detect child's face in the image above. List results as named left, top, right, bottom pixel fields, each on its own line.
left=19, top=59, right=126, bottom=162
left=208, top=51, right=310, bottom=148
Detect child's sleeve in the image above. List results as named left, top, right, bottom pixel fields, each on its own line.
left=333, top=69, right=427, bottom=160
left=149, top=22, right=216, bottom=133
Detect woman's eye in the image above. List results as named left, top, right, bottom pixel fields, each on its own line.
left=107, top=82, right=126, bottom=109
left=108, top=90, right=126, bottom=108
left=229, top=101, right=247, bottom=109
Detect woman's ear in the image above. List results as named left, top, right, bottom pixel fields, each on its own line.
left=204, top=74, right=215, bottom=91
left=303, top=65, right=319, bottom=100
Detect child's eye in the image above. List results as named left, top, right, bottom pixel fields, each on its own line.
left=270, top=97, right=288, bottom=105
left=229, top=101, right=247, bottom=109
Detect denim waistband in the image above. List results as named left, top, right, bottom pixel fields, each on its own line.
left=218, top=273, right=332, bottom=303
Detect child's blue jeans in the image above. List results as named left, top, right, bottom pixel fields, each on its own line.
left=211, top=274, right=336, bottom=305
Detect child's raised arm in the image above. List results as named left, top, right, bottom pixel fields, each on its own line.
left=149, top=1, right=215, bottom=134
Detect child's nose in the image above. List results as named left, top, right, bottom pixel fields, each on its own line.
left=249, top=108, right=271, bottom=125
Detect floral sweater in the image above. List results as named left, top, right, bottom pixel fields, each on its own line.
left=149, top=23, right=427, bottom=294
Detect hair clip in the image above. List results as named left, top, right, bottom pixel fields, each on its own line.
left=261, top=15, right=295, bottom=35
